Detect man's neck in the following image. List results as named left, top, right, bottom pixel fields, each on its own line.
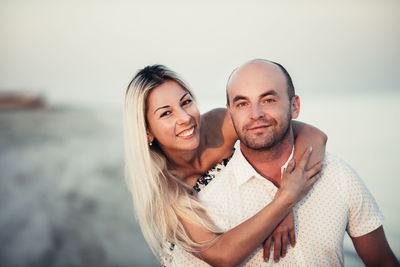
left=240, top=129, right=294, bottom=187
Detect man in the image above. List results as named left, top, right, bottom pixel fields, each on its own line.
left=199, top=59, right=398, bottom=266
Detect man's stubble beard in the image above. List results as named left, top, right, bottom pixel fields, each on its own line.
left=232, top=108, right=292, bottom=151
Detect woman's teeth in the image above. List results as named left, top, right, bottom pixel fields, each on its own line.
left=178, top=126, right=194, bottom=137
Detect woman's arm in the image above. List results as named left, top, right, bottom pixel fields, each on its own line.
left=202, top=109, right=326, bottom=264
left=183, top=191, right=293, bottom=266
left=181, top=147, right=323, bottom=267
left=204, top=109, right=327, bottom=168
left=292, top=120, right=327, bottom=169
left=260, top=121, right=327, bottom=262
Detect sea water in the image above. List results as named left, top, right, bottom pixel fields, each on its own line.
left=0, top=92, right=399, bottom=266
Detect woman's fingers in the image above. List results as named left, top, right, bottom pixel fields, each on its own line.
left=281, top=233, right=288, bottom=258
left=263, top=236, right=272, bottom=262
left=305, top=171, right=322, bottom=189
left=307, top=159, right=323, bottom=171
left=273, top=236, right=281, bottom=262
left=297, top=146, right=313, bottom=171
left=305, top=161, right=324, bottom=180
left=289, top=228, right=296, bottom=248
left=285, top=158, right=296, bottom=173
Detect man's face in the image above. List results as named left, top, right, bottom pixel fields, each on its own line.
left=226, top=62, right=299, bottom=150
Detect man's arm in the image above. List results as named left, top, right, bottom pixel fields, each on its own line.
left=351, top=226, right=399, bottom=267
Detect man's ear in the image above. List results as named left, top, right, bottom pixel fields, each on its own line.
left=291, top=95, right=300, bottom=119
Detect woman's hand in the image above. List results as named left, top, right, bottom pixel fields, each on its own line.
left=292, top=120, right=327, bottom=172
left=182, top=148, right=321, bottom=267
left=263, top=211, right=295, bottom=262
left=279, top=147, right=323, bottom=206
left=261, top=148, right=322, bottom=263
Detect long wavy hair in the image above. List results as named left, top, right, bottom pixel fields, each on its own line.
left=124, top=65, right=221, bottom=260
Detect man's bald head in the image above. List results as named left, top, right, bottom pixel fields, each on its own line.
left=226, top=59, right=295, bottom=105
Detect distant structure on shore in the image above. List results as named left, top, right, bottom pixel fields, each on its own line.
left=0, top=92, right=45, bottom=110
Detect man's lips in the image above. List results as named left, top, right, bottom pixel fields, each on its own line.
left=247, top=124, right=272, bottom=131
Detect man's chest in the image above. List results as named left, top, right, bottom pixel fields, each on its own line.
left=237, top=176, right=349, bottom=239
left=201, top=174, right=349, bottom=265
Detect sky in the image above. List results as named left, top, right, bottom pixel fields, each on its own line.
left=0, top=0, right=399, bottom=110
left=1, top=0, right=400, bottom=261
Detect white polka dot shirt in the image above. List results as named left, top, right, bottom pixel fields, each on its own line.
left=168, top=145, right=383, bottom=266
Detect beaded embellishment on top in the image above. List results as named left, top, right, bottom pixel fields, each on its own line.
left=160, top=150, right=234, bottom=266
left=193, top=153, right=233, bottom=192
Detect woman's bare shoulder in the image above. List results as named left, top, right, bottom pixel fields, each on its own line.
left=201, top=108, right=237, bottom=148
left=201, top=108, right=227, bottom=121
left=200, top=108, right=226, bottom=145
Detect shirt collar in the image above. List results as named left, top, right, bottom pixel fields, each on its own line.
left=281, top=146, right=295, bottom=173
left=231, top=142, right=294, bottom=186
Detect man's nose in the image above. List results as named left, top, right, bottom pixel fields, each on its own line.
left=250, top=103, right=264, bottom=120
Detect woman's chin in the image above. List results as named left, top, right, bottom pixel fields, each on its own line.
left=178, top=137, right=200, bottom=151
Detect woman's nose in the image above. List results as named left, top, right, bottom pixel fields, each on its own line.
left=176, top=108, right=191, bottom=125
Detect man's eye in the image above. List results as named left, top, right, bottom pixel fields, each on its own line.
left=160, top=111, right=171, bottom=117
left=236, top=102, right=247, bottom=108
left=264, top=98, right=276, bottom=103
left=182, top=99, right=192, bottom=105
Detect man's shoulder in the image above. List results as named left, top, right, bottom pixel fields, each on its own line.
left=324, top=152, right=345, bottom=165
left=321, top=152, right=363, bottom=189
left=324, top=152, right=358, bottom=174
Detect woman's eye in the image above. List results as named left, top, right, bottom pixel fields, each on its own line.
left=160, top=111, right=171, bottom=117
left=182, top=99, right=192, bottom=105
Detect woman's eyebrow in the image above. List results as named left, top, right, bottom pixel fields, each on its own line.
left=154, top=105, right=170, bottom=114
left=154, top=93, right=189, bottom=114
left=180, top=92, right=189, bottom=101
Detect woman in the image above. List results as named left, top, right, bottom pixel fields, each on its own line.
left=124, top=65, right=326, bottom=266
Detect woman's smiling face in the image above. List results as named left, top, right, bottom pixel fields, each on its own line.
left=146, top=80, right=201, bottom=153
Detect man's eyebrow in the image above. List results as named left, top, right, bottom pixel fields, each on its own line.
left=232, top=90, right=279, bottom=104
left=232, top=95, right=247, bottom=103
left=260, top=90, right=279, bottom=98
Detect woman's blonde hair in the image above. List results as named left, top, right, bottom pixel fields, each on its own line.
left=124, top=65, right=221, bottom=260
